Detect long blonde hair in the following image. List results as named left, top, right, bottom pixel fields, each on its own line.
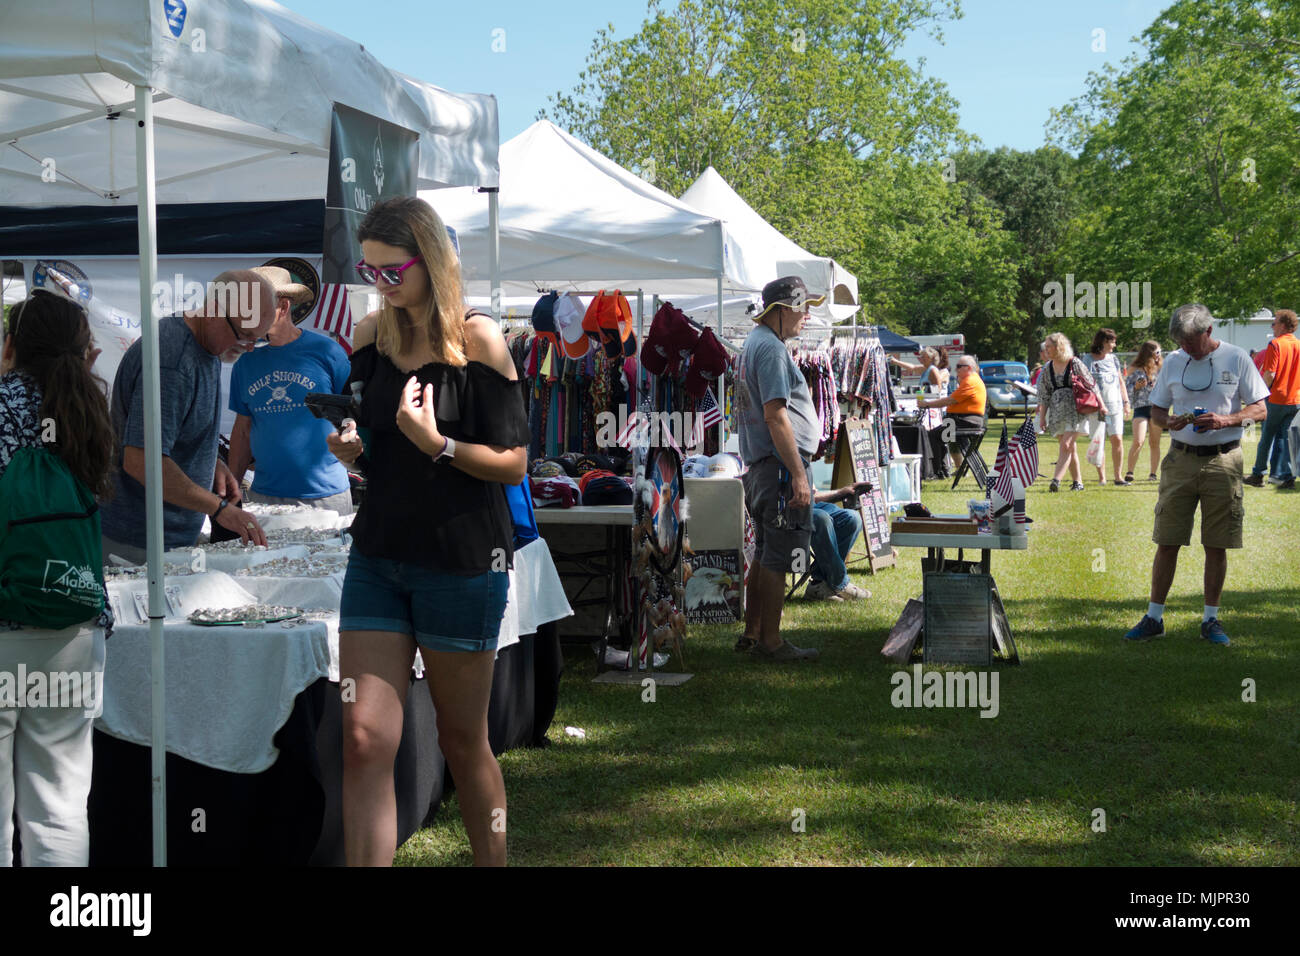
left=1045, top=332, right=1074, bottom=361
left=357, top=196, right=467, bottom=366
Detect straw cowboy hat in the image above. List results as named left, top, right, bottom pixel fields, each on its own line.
left=250, top=265, right=315, bottom=306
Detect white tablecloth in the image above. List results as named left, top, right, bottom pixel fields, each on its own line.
left=98, top=570, right=332, bottom=774
left=98, top=542, right=572, bottom=770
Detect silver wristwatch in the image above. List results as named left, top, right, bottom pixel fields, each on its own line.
left=435, top=436, right=457, bottom=461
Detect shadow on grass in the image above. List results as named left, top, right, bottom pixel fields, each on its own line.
left=457, top=586, right=1299, bottom=865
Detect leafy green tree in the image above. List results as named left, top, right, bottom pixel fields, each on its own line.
left=1050, top=0, right=1300, bottom=334
left=542, top=0, right=1019, bottom=337
left=949, top=147, right=1084, bottom=363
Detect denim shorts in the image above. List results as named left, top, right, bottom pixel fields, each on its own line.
left=339, top=547, right=509, bottom=652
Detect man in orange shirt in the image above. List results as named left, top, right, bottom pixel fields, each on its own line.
left=1245, top=309, right=1299, bottom=490
left=920, top=356, right=987, bottom=472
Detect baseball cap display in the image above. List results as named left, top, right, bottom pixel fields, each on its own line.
left=531, top=476, right=581, bottom=508
left=531, top=291, right=560, bottom=345
left=579, top=469, right=634, bottom=506
left=530, top=459, right=567, bottom=479
left=641, top=302, right=699, bottom=377
left=572, top=452, right=619, bottom=476
left=583, top=290, right=633, bottom=358
left=684, top=327, right=729, bottom=398
left=553, top=292, right=590, bottom=359
left=683, top=453, right=743, bottom=479
left=752, top=275, right=826, bottom=321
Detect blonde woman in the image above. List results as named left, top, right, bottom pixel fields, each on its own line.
left=890, top=348, right=950, bottom=477
left=1124, top=340, right=1164, bottom=481
left=327, top=197, right=528, bottom=866
left=1035, top=332, right=1098, bottom=491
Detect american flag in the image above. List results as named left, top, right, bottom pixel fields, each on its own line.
left=991, top=423, right=1013, bottom=507
left=1006, top=417, right=1040, bottom=486
left=615, top=409, right=643, bottom=450
left=690, top=387, right=724, bottom=449
left=309, top=284, right=354, bottom=348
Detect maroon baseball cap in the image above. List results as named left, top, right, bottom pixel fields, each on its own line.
left=640, top=302, right=699, bottom=376
left=684, top=327, right=729, bottom=398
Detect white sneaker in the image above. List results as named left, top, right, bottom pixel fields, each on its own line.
left=1268, top=475, right=1286, bottom=485
left=804, top=580, right=843, bottom=602
left=833, top=583, right=872, bottom=601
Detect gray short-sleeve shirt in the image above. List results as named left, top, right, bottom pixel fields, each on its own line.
left=100, top=315, right=222, bottom=549
left=735, top=322, right=821, bottom=464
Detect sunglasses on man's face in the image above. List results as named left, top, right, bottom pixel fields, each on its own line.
left=355, top=256, right=422, bottom=286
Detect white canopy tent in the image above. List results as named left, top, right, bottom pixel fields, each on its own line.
left=426, top=120, right=752, bottom=297
left=1, top=0, right=500, bottom=865
left=428, top=120, right=753, bottom=449
left=679, top=166, right=860, bottom=330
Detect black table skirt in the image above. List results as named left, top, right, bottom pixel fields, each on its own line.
left=86, top=622, right=562, bottom=866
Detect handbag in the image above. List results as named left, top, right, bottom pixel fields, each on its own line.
left=1070, top=360, right=1104, bottom=415
left=1086, top=426, right=1105, bottom=467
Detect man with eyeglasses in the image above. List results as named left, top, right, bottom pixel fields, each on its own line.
left=100, top=270, right=276, bottom=564
left=226, top=267, right=353, bottom=517
left=918, top=356, right=987, bottom=474
left=1124, top=304, right=1268, bottom=646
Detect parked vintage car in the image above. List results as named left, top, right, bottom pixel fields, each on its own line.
left=979, top=360, right=1038, bottom=418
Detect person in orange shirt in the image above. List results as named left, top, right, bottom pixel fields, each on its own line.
left=1245, top=309, right=1299, bottom=489
left=919, top=356, right=987, bottom=473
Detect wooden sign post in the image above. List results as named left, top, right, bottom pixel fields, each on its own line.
left=830, top=416, right=895, bottom=573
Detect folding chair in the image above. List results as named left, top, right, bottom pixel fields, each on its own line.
left=949, top=422, right=989, bottom=491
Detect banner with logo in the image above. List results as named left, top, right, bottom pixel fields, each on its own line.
left=322, top=103, right=420, bottom=284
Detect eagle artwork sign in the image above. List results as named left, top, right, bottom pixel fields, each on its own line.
left=685, top=549, right=742, bottom=624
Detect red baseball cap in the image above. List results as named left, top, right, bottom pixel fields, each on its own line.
left=684, top=327, right=729, bottom=398
left=641, top=302, right=699, bottom=377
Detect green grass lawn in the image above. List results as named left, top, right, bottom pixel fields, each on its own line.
left=397, top=423, right=1300, bottom=866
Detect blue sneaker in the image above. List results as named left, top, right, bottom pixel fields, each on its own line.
left=1201, top=618, right=1231, bottom=646
left=1124, top=614, right=1164, bottom=641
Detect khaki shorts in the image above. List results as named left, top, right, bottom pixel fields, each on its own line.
left=1153, top=445, right=1244, bottom=549
left=741, top=457, right=814, bottom=573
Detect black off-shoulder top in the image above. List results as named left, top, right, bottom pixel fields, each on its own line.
left=345, top=344, right=530, bottom=574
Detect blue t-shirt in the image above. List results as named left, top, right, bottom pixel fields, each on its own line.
left=100, top=315, right=221, bottom=550
left=228, top=330, right=351, bottom=499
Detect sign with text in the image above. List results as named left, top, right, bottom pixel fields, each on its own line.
left=685, top=550, right=742, bottom=624
left=831, top=416, right=894, bottom=572
left=322, top=103, right=419, bottom=284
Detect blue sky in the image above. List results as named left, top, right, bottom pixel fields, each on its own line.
left=281, top=0, right=1172, bottom=151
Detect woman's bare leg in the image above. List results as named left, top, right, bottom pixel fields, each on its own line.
left=1127, top=417, right=1149, bottom=475
left=1110, top=434, right=1125, bottom=482
left=342, top=629, right=418, bottom=866
left=1054, top=434, right=1072, bottom=481
left=421, top=647, right=506, bottom=866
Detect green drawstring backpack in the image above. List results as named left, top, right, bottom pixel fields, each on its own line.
left=0, top=445, right=106, bottom=629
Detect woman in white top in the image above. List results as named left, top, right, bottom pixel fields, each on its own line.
left=1081, top=328, right=1132, bottom=485
left=890, top=348, right=950, bottom=477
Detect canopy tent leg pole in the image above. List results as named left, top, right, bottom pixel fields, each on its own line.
left=134, top=84, right=166, bottom=867
left=636, top=289, right=645, bottom=416
left=486, top=187, right=501, bottom=322
left=717, top=275, right=725, bottom=448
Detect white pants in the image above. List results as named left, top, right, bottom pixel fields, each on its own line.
left=0, top=623, right=104, bottom=867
